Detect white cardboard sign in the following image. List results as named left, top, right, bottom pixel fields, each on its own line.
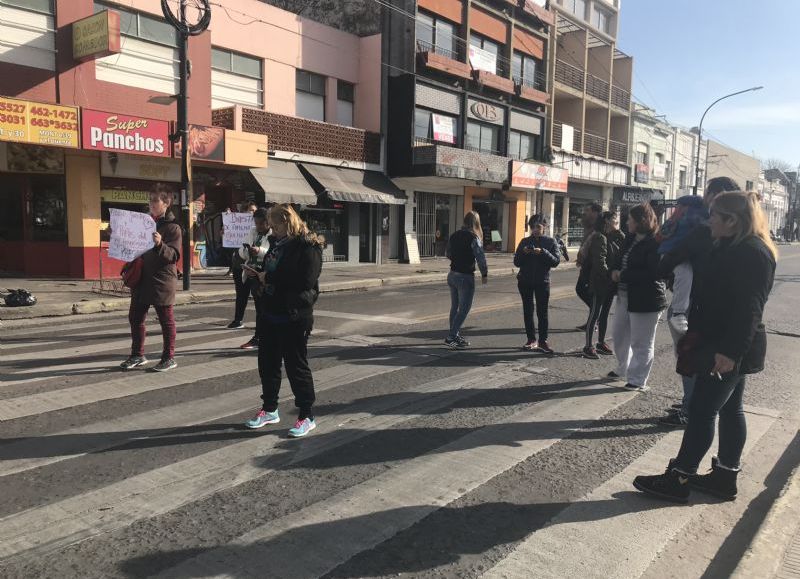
left=108, top=208, right=156, bottom=262
left=222, top=212, right=254, bottom=248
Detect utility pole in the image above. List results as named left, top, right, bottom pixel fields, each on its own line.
left=161, top=0, right=210, bottom=291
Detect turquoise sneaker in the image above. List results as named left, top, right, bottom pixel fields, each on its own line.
left=245, top=409, right=280, bottom=429
left=288, top=417, right=316, bottom=438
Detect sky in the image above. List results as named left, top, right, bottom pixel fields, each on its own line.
left=618, top=0, right=800, bottom=170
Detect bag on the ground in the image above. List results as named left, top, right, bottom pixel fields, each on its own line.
left=675, top=330, right=716, bottom=377
left=3, top=288, right=37, bottom=307
left=121, top=257, right=144, bottom=289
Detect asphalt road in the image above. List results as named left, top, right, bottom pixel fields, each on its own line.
left=1, top=246, right=799, bottom=579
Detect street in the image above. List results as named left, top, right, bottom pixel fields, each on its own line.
left=1, top=247, right=799, bottom=579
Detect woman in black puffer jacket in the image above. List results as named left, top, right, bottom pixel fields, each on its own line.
left=634, top=191, right=777, bottom=503
left=244, top=204, right=323, bottom=438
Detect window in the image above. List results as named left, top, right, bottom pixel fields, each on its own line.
left=466, top=121, right=501, bottom=155
left=0, top=0, right=56, bottom=70
left=30, top=175, right=66, bottom=242
left=679, top=167, right=687, bottom=189
left=211, top=48, right=263, bottom=108
left=296, top=70, right=326, bottom=122
left=508, top=130, right=539, bottom=161
left=414, top=108, right=458, bottom=145
left=666, top=160, right=672, bottom=180
left=469, top=34, right=500, bottom=74
left=746, top=180, right=755, bottom=191
left=416, top=11, right=457, bottom=58
left=5, top=0, right=52, bottom=13
left=337, top=81, right=355, bottom=127
left=95, top=3, right=177, bottom=47
left=635, top=143, right=649, bottom=165
left=512, top=52, right=542, bottom=90
left=470, top=34, right=499, bottom=57
left=563, top=0, right=586, bottom=19
left=592, top=6, right=611, bottom=33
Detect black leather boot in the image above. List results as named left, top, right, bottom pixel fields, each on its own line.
left=688, top=456, right=739, bottom=500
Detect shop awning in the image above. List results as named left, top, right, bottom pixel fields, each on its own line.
left=249, top=160, right=318, bottom=204
left=301, top=164, right=407, bottom=205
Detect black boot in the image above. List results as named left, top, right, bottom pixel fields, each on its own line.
left=633, top=462, right=691, bottom=504
left=688, top=457, right=739, bottom=501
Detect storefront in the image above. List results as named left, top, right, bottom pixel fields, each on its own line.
left=612, top=186, right=666, bottom=223
left=566, top=182, right=605, bottom=244
left=507, top=160, right=570, bottom=248
left=0, top=96, right=79, bottom=276
left=415, top=191, right=459, bottom=257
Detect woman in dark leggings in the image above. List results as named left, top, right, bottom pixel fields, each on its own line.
left=582, top=211, right=625, bottom=359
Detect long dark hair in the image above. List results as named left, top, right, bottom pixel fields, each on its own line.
left=594, top=211, right=617, bottom=234
left=628, top=203, right=658, bottom=235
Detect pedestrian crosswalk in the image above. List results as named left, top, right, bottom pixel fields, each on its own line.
left=0, top=310, right=789, bottom=578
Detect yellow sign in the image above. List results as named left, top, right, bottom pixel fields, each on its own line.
left=101, top=189, right=150, bottom=204
left=73, top=10, right=120, bottom=61
left=0, top=96, right=80, bottom=148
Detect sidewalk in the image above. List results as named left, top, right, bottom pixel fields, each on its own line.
left=733, top=465, right=800, bottom=578
left=1, top=253, right=566, bottom=320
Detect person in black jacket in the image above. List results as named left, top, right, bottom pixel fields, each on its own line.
left=245, top=204, right=323, bottom=438
left=582, top=211, right=625, bottom=359
left=634, top=191, right=777, bottom=503
left=609, top=203, right=667, bottom=390
left=513, top=215, right=560, bottom=354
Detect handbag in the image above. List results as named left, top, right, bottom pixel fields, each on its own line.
left=121, top=257, right=144, bottom=289
left=675, top=330, right=716, bottom=377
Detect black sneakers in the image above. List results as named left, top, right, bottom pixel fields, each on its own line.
left=689, top=457, right=739, bottom=500
left=659, top=411, right=689, bottom=428
left=152, top=358, right=177, bottom=372
left=582, top=345, right=600, bottom=359
left=633, top=466, right=691, bottom=504
left=226, top=320, right=245, bottom=329
left=120, top=356, right=147, bottom=370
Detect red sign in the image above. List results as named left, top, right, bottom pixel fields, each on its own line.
left=174, top=125, right=225, bottom=162
left=82, top=109, right=171, bottom=157
left=510, top=161, right=569, bottom=193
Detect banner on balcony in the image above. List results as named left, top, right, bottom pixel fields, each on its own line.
left=468, top=45, right=497, bottom=75
left=432, top=114, right=455, bottom=144
left=510, top=161, right=569, bottom=193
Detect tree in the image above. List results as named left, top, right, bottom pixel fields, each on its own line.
left=762, top=158, right=794, bottom=173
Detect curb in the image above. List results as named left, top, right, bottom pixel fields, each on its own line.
left=0, top=268, right=520, bottom=321
left=732, top=466, right=800, bottom=578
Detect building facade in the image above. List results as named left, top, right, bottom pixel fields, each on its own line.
left=760, top=169, right=789, bottom=235
left=0, top=0, right=395, bottom=278
left=548, top=0, right=632, bottom=243
left=385, top=0, right=562, bottom=259
left=705, top=140, right=760, bottom=194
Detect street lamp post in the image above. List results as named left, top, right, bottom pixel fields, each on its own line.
left=692, top=86, right=763, bottom=196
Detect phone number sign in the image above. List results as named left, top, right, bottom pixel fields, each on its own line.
left=0, top=96, right=80, bottom=148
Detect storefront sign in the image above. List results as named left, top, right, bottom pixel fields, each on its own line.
left=221, top=212, right=254, bottom=248
left=108, top=208, right=156, bottom=261
left=468, top=100, right=502, bottom=124
left=635, top=163, right=650, bottom=184
left=0, top=96, right=79, bottom=148
left=613, top=187, right=665, bottom=204
left=101, top=189, right=150, bottom=204
left=468, top=45, right=497, bottom=75
left=510, top=161, right=569, bottom=193
left=652, top=163, right=667, bottom=179
left=72, top=9, right=121, bottom=61
left=100, top=153, right=181, bottom=181
left=0, top=142, right=65, bottom=173
left=175, top=125, right=225, bottom=162
left=431, top=114, right=455, bottom=144
left=82, top=109, right=170, bottom=157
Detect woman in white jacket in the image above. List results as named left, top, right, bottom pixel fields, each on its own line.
left=238, top=208, right=271, bottom=349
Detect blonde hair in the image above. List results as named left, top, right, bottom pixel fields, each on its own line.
left=463, top=211, right=482, bottom=240
left=267, top=204, right=324, bottom=245
left=711, top=191, right=778, bottom=260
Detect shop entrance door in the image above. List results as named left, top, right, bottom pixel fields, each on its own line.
left=359, top=203, right=376, bottom=263
left=473, top=200, right=506, bottom=252
left=415, top=192, right=452, bottom=258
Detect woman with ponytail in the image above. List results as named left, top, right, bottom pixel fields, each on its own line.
left=634, top=191, right=777, bottom=503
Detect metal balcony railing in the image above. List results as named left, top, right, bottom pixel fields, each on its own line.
left=583, top=131, right=607, bottom=157
left=513, top=69, right=548, bottom=92
left=611, top=85, right=631, bottom=110
left=608, top=138, right=628, bottom=163
left=586, top=73, right=610, bottom=101
left=552, top=121, right=582, bottom=151
left=555, top=59, right=584, bottom=92
left=416, top=39, right=462, bottom=62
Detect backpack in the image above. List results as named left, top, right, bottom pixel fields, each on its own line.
left=3, top=288, right=37, bottom=307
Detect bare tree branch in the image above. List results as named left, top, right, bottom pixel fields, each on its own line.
left=762, top=157, right=793, bottom=173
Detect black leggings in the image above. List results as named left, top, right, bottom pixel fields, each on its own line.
left=585, top=292, right=614, bottom=347
left=518, top=282, right=550, bottom=342
left=576, top=274, right=593, bottom=310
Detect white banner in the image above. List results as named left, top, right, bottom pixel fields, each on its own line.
left=432, top=114, right=455, bottom=144
left=222, top=212, right=254, bottom=248
left=468, top=45, right=497, bottom=74
left=561, top=124, right=575, bottom=152
left=652, top=163, right=667, bottom=179
left=108, top=208, right=156, bottom=262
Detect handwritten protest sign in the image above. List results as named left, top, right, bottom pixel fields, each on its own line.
left=222, top=212, right=254, bottom=248
left=108, top=208, right=156, bottom=261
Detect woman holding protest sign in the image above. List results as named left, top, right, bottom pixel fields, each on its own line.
left=119, top=183, right=182, bottom=372
left=223, top=201, right=259, bottom=331
left=237, top=208, right=271, bottom=349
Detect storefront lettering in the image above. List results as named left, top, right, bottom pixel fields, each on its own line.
left=83, top=109, right=170, bottom=157
left=470, top=101, right=500, bottom=123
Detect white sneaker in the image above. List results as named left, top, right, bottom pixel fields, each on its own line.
left=669, top=313, right=689, bottom=334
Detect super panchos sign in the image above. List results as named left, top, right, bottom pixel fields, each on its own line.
left=81, top=109, right=170, bottom=157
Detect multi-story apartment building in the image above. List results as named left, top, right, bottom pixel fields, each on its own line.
left=385, top=0, right=562, bottom=258
left=548, top=0, right=632, bottom=242
left=0, top=0, right=398, bottom=278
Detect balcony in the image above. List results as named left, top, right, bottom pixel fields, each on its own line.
left=416, top=40, right=471, bottom=80
left=412, top=142, right=509, bottom=184
left=608, top=138, right=628, bottom=163
left=519, top=0, right=556, bottom=26
left=555, top=59, right=584, bottom=92
left=515, top=70, right=550, bottom=105
left=552, top=121, right=582, bottom=152
left=583, top=131, right=607, bottom=157
left=611, top=85, right=631, bottom=111
left=233, top=108, right=381, bottom=165
left=473, top=69, right=516, bottom=95
left=586, top=73, right=610, bottom=102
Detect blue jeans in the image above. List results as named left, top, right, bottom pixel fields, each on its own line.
left=447, top=271, right=475, bottom=340
left=673, top=372, right=747, bottom=473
